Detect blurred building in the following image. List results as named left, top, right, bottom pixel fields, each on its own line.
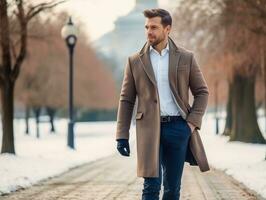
left=93, top=0, right=177, bottom=84
left=93, top=0, right=157, bottom=82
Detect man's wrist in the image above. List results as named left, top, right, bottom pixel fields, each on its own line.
left=187, top=122, right=196, bottom=132
left=116, top=139, right=128, bottom=142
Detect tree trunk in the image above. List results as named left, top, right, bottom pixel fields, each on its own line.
left=46, top=107, right=56, bottom=133
left=0, top=0, right=64, bottom=154
left=33, top=107, right=41, bottom=138
left=25, top=105, right=30, bottom=135
left=223, top=82, right=233, bottom=136
left=262, top=44, right=266, bottom=133
left=0, top=80, right=15, bottom=153
left=230, top=73, right=266, bottom=143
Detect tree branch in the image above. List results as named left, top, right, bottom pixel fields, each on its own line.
left=10, top=39, right=18, bottom=61
left=11, top=0, right=67, bottom=82
left=11, top=0, right=27, bottom=82
left=0, top=0, right=12, bottom=75
left=0, top=65, right=4, bottom=84
left=26, top=1, right=66, bottom=21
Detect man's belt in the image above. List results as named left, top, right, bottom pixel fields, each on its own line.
left=160, top=115, right=183, bottom=123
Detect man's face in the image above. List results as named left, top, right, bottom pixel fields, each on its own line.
left=144, top=17, right=171, bottom=46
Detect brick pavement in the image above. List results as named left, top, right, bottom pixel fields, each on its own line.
left=0, top=150, right=264, bottom=200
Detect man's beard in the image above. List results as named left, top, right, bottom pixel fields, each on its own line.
left=148, top=35, right=166, bottom=47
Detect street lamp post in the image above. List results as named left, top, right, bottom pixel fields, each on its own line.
left=214, top=80, right=219, bottom=135
left=61, top=17, right=78, bottom=149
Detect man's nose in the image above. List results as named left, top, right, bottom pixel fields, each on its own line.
left=147, top=29, right=152, bottom=35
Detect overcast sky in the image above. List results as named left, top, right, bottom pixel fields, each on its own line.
left=55, top=0, right=169, bottom=42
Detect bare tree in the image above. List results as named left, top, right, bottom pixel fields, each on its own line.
left=172, top=0, right=266, bottom=143
left=0, top=0, right=65, bottom=154
left=15, top=14, right=118, bottom=136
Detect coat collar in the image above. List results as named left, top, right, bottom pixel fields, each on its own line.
left=149, top=42, right=169, bottom=55
left=138, top=36, right=181, bottom=87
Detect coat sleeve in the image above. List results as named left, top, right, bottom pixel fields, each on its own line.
left=186, top=53, right=209, bottom=130
left=116, top=57, right=137, bottom=140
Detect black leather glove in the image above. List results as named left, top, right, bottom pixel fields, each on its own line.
left=116, top=139, right=130, bottom=157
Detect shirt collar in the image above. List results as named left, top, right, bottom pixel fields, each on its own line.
left=149, top=42, right=169, bottom=55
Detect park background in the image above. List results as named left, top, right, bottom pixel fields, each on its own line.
left=0, top=0, right=266, bottom=199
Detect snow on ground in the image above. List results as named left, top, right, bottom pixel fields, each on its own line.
left=0, top=113, right=265, bottom=198
left=200, top=112, right=266, bottom=198
left=0, top=118, right=130, bottom=195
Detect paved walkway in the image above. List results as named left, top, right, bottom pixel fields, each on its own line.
left=0, top=150, right=264, bottom=200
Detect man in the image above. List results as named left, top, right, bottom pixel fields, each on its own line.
left=116, top=8, right=209, bottom=200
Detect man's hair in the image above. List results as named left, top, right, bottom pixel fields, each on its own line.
left=143, top=8, right=172, bottom=27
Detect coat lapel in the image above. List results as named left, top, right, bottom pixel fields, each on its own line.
left=168, top=37, right=188, bottom=115
left=138, top=37, right=182, bottom=88
left=168, top=37, right=181, bottom=92
left=139, top=42, right=157, bottom=87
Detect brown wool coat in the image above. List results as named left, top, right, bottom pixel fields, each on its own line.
left=116, top=36, right=210, bottom=177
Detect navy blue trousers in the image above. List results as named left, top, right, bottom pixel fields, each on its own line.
left=141, top=117, right=191, bottom=200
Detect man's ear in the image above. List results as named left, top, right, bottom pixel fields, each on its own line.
left=166, top=25, right=171, bottom=33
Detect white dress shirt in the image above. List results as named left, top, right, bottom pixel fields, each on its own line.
left=149, top=43, right=181, bottom=116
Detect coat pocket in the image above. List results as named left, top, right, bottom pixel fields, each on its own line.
left=177, top=64, right=189, bottom=71
left=135, top=112, right=143, bottom=120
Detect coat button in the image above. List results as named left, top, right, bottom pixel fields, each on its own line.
left=154, top=99, right=157, bottom=103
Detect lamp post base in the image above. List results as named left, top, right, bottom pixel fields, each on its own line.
left=215, top=117, right=219, bottom=135
left=67, top=121, right=75, bottom=149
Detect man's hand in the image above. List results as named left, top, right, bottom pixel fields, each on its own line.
left=187, top=122, right=196, bottom=133
left=116, top=139, right=130, bottom=157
